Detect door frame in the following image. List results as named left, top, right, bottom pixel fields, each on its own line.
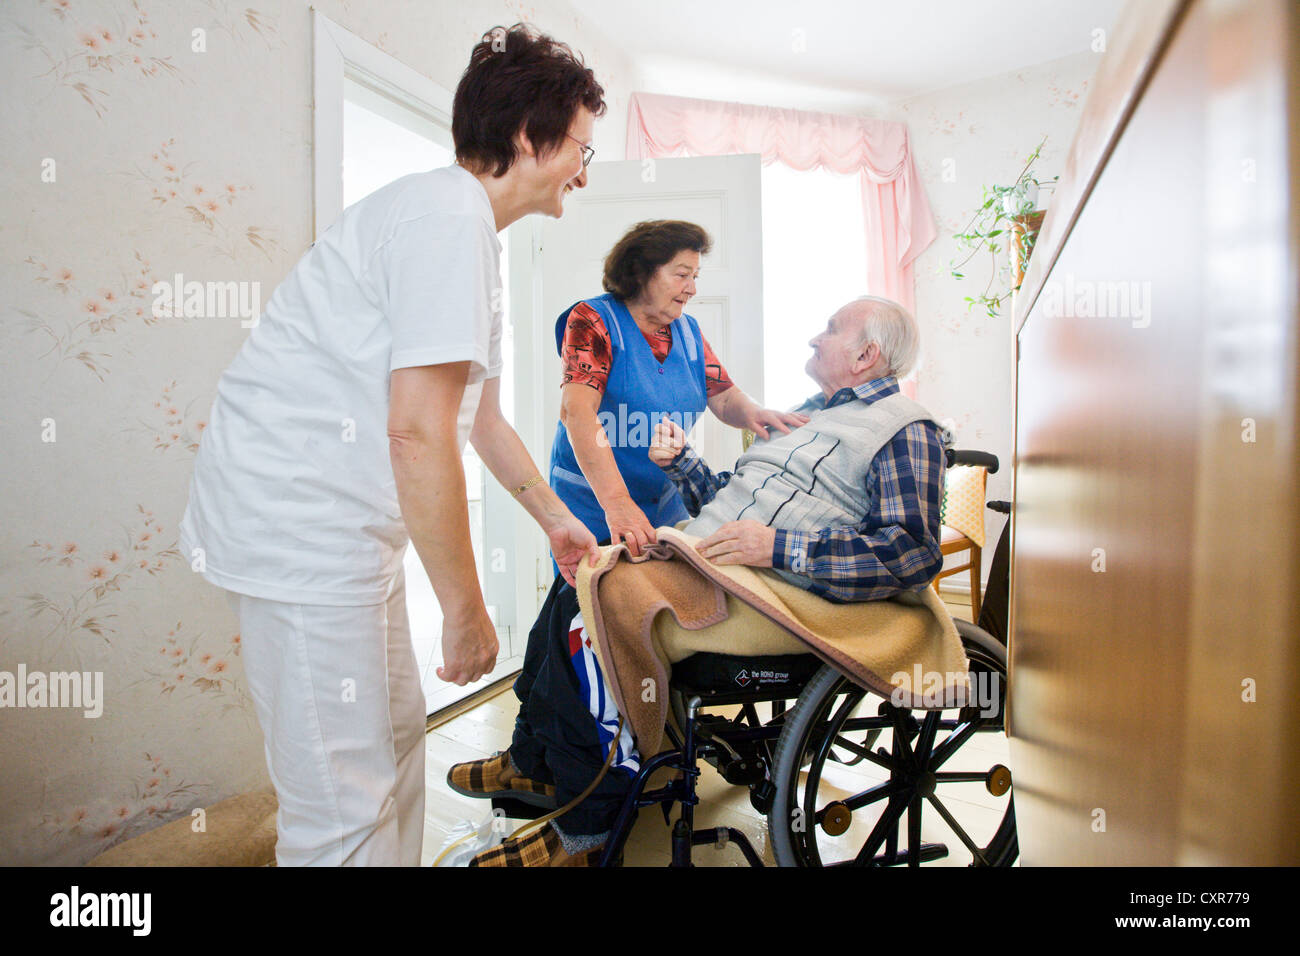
left=508, top=219, right=563, bottom=624
left=312, top=10, right=454, bottom=239
left=313, top=12, right=535, bottom=715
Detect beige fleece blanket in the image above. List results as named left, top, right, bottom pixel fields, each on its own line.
left=574, top=527, right=970, bottom=758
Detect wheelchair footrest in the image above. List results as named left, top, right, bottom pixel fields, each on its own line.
left=686, top=826, right=766, bottom=867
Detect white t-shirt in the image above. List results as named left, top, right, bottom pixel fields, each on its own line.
left=179, top=164, right=502, bottom=605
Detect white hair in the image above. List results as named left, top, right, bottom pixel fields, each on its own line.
left=845, top=295, right=920, bottom=378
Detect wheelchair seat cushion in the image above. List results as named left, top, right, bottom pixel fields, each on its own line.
left=671, top=652, right=824, bottom=701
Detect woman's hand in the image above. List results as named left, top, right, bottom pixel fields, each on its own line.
left=604, top=494, right=656, bottom=557
left=546, top=512, right=601, bottom=587
left=649, top=415, right=687, bottom=468
left=743, top=407, right=809, bottom=442
left=709, top=387, right=809, bottom=442
left=562, top=383, right=656, bottom=559
left=437, top=606, right=499, bottom=686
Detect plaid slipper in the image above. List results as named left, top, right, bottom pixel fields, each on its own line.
left=446, top=750, right=557, bottom=808
left=468, top=822, right=602, bottom=867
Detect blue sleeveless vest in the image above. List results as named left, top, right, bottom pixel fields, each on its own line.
left=548, top=293, right=708, bottom=542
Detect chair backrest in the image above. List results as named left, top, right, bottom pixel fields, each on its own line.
left=941, top=465, right=988, bottom=548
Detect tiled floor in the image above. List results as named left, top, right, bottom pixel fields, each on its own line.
left=421, top=593, right=1014, bottom=867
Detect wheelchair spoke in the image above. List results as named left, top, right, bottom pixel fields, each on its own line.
left=827, top=733, right=895, bottom=772
left=826, top=738, right=874, bottom=766
left=907, top=795, right=923, bottom=868
left=929, top=718, right=979, bottom=770
left=852, top=792, right=909, bottom=865
left=925, top=792, right=989, bottom=866
left=888, top=706, right=917, bottom=768
left=915, top=711, right=941, bottom=764
left=830, top=777, right=908, bottom=816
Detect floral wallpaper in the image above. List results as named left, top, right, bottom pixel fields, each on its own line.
left=900, top=51, right=1101, bottom=586
left=0, top=0, right=639, bottom=866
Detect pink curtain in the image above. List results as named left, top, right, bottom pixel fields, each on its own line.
left=625, top=91, right=937, bottom=318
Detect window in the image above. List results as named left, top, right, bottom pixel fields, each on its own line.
left=760, top=163, right=868, bottom=410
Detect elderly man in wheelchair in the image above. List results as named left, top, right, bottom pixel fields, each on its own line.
left=448, top=295, right=1014, bottom=867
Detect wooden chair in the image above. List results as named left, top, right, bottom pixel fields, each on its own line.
left=931, top=465, right=988, bottom=619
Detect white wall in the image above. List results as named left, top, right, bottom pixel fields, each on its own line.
left=0, top=0, right=640, bottom=866
left=901, top=50, right=1101, bottom=590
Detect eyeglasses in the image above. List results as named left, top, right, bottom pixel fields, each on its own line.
left=565, top=133, right=595, bottom=168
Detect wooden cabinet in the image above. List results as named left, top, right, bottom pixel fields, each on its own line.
left=1006, top=0, right=1299, bottom=865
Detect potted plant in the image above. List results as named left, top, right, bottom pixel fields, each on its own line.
left=950, top=138, right=1058, bottom=317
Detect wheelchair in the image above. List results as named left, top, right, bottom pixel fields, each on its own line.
left=497, top=449, right=1014, bottom=867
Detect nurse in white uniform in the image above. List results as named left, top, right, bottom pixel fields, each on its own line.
left=178, top=24, right=605, bottom=866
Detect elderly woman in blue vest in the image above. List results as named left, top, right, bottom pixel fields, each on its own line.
left=445, top=220, right=806, bottom=831
left=549, top=219, right=806, bottom=558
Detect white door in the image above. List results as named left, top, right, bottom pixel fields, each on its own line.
left=330, top=49, right=522, bottom=716
left=510, top=153, right=766, bottom=604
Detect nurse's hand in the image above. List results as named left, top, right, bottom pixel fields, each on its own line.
left=604, top=494, right=656, bottom=558
left=548, top=513, right=601, bottom=587
left=437, top=608, right=499, bottom=686
left=742, top=407, right=809, bottom=442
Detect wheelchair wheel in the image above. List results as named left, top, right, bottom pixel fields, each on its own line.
left=767, top=621, right=1017, bottom=867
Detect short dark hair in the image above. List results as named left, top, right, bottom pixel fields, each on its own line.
left=453, top=24, right=607, bottom=178
left=603, top=221, right=713, bottom=301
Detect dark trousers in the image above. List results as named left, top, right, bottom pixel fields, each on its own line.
left=509, top=576, right=634, bottom=836
left=976, top=519, right=1011, bottom=644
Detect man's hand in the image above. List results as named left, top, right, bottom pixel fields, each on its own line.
left=649, top=415, right=687, bottom=467
left=743, top=407, right=809, bottom=442
left=695, top=519, right=776, bottom=567
left=547, top=511, right=601, bottom=586
left=437, top=607, right=498, bottom=686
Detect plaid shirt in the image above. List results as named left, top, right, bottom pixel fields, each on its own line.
left=662, top=376, right=948, bottom=603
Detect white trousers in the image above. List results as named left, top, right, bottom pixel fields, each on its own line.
left=227, top=567, right=426, bottom=866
